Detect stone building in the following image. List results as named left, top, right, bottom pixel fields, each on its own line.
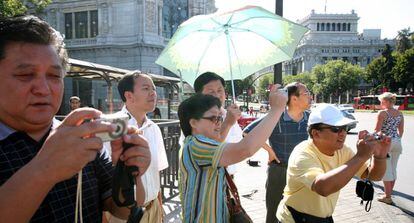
left=43, top=0, right=215, bottom=74
left=41, top=0, right=214, bottom=114
left=283, top=10, right=396, bottom=75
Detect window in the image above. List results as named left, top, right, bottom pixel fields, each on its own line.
left=327, top=23, right=330, bottom=31
left=347, top=23, right=351, bottom=31
left=321, top=23, right=325, bottom=31
left=65, top=13, right=73, bottom=39
left=75, top=11, right=87, bottom=38
left=342, top=23, right=347, bottom=31
left=317, top=22, right=320, bottom=31
left=337, top=23, right=341, bottom=31
left=332, top=23, right=336, bottom=31
left=90, top=10, right=98, bottom=37
left=65, top=10, right=98, bottom=39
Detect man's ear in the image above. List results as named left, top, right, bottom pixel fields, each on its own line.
left=311, top=129, right=319, bottom=139
left=124, top=91, right=133, bottom=102
left=189, top=118, right=198, bottom=129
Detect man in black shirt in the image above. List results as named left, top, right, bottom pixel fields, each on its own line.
left=0, top=15, right=151, bottom=222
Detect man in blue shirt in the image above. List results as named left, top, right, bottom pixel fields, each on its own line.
left=243, top=82, right=312, bottom=223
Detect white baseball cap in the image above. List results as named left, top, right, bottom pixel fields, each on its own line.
left=309, top=103, right=357, bottom=126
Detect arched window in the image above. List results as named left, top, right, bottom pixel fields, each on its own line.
left=337, top=23, right=341, bottom=31
left=332, top=23, right=336, bottom=31
left=327, top=23, right=330, bottom=31
left=317, top=22, right=320, bottom=31
left=342, top=23, right=347, bottom=31
left=321, top=23, right=325, bottom=31
left=347, top=23, right=351, bottom=31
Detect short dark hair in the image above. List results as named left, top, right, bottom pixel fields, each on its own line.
left=178, top=94, right=221, bottom=137
left=285, top=82, right=302, bottom=105
left=193, top=72, right=225, bottom=93
left=307, top=123, right=323, bottom=139
left=0, top=15, right=68, bottom=70
left=117, top=71, right=151, bottom=102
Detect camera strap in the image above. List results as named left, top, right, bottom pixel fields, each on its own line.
left=112, top=142, right=143, bottom=221
left=75, top=169, right=83, bottom=223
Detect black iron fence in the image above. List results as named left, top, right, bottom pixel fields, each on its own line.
left=156, top=120, right=181, bottom=202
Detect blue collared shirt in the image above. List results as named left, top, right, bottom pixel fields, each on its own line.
left=243, top=110, right=309, bottom=163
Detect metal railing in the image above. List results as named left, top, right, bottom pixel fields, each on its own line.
left=156, top=120, right=181, bottom=202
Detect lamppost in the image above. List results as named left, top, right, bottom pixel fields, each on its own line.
left=273, top=0, right=283, bottom=84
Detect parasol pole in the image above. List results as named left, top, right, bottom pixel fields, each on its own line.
left=178, top=69, right=184, bottom=101
left=225, top=28, right=236, bottom=103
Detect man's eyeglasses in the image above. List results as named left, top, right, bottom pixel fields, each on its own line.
left=201, top=115, right=224, bottom=125
left=317, top=125, right=349, bottom=133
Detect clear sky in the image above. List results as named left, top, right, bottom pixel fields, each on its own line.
left=215, top=0, right=414, bottom=39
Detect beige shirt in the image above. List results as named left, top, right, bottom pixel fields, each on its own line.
left=276, top=140, right=368, bottom=222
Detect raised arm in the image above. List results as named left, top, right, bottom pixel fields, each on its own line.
left=219, top=85, right=287, bottom=167
left=219, top=104, right=241, bottom=142
left=312, top=131, right=390, bottom=197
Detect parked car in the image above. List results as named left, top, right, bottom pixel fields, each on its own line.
left=340, top=110, right=357, bottom=131
left=337, top=104, right=355, bottom=113
left=237, top=113, right=257, bottom=129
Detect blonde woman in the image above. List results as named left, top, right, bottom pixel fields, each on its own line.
left=374, top=92, right=404, bottom=204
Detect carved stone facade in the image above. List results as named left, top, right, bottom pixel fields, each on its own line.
left=43, top=0, right=215, bottom=74
left=284, top=10, right=396, bottom=75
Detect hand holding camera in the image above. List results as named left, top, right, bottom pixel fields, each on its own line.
left=268, top=84, right=288, bottom=111
left=356, top=131, right=390, bottom=160
left=37, top=108, right=119, bottom=182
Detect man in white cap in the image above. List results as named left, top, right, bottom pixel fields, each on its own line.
left=276, top=103, right=390, bottom=223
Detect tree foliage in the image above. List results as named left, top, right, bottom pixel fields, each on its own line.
left=365, top=44, right=402, bottom=91
left=257, top=73, right=273, bottom=96
left=312, top=60, right=362, bottom=96
left=0, top=0, right=51, bottom=17
left=396, top=28, right=413, bottom=53
left=392, top=48, right=414, bottom=84
left=282, top=72, right=314, bottom=92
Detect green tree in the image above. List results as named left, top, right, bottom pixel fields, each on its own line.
left=364, top=56, right=385, bottom=88
left=365, top=44, right=399, bottom=91
left=0, top=0, right=51, bottom=17
left=224, top=75, right=254, bottom=99
left=392, top=48, right=414, bottom=86
left=310, top=60, right=363, bottom=103
left=282, top=72, right=315, bottom=93
left=396, top=28, right=413, bottom=53
left=257, top=73, right=273, bottom=97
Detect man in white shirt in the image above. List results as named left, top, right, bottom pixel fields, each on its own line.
left=193, top=72, right=243, bottom=175
left=107, top=72, right=168, bottom=223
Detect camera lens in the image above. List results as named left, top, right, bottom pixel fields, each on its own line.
left=109, top=119, right=126, bottom=139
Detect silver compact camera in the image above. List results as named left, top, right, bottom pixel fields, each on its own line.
left=370, top=132, right=383, bottom=140
left=95, top=113, right=129, bottom=142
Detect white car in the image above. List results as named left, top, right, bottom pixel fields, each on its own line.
left=337, top=104, right=355, bottom=113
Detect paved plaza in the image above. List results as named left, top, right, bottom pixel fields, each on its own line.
left=163, top=149, right=414, bottom=223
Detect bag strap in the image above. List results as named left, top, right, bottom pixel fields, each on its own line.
left=224, top=168, right=242, bottom=207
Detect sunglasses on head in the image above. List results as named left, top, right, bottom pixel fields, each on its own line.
left=201, top=115, right=224, bottom=125
left=317, top=125, right=349, bottom=133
